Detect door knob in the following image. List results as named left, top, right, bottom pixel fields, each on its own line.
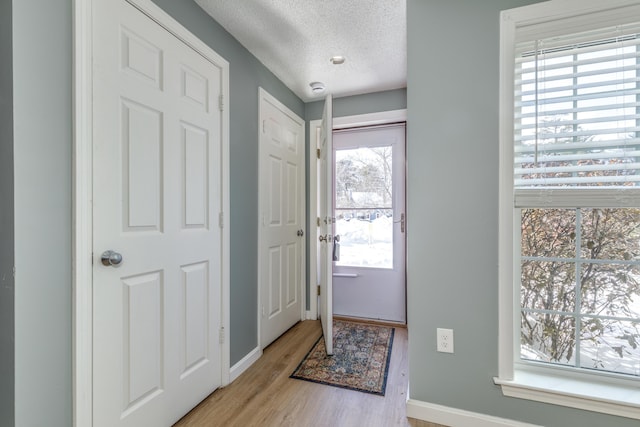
left=394, top=213, right=405, bottom=233
left=101, top=250, right=123, bottom=267
left=297, top=229, right=304, bottom=237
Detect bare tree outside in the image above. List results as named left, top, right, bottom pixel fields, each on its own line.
left=335, top=147, right=392, bottom=210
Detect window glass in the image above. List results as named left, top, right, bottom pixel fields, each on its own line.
left=520, top=208, right=640, bottom=376
left=334, top=146, right=393, bottom=268
left=514, top=21, right=640, bottom=378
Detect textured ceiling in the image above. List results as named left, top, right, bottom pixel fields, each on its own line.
left=194, top=0, right=406, bottom=102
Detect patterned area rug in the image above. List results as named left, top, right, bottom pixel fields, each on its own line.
left=290, top=320, right=395, bottom=396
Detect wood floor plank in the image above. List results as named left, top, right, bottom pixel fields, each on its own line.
left=174, top=320, right=447, bottom=427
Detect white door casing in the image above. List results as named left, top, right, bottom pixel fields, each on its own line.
left=308, top=110, right=406, bottom=321
left=319, top=94, right=334, bottom=355
left=258, top=88, right=306, bottom=348
left=87, top=0, right=230, bottom=426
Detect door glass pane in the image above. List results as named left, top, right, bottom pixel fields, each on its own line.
left=335, top=146, right=393, bottom=268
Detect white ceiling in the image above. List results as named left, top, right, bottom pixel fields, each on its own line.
left=194, top=0, right=407, bottom=102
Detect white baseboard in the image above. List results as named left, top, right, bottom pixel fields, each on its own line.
left=305, top=310, right=316, bottom=320
left=406, top=399, right=543, bottom=427
left=229, top=346, right=262, bottom=383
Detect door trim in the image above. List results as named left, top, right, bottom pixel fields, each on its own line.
left=72, top=1, right=231, bottom=425
left=308, top=109, right=406, bottom=320
left=257, top=87, right=306, bottom=349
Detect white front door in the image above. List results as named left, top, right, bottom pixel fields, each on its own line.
left=259, top=89, right=305, bottom=348
left=92, top=1, right=225, bottom=425
left=319, top=95, right=334, bottom=355
left=332, top=124, right=406, bottom=323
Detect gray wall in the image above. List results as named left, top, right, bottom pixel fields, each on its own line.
left=149, top=0, right=305, bottom=365
left=305, top=88, right=407, bottom=123
left=406, top=1, right=638, bottom=426
left=13, top=0, right=72, bottom=426
left=304, top=89, right=407, bottom=307
left=0, top=0, right=14, bottom=425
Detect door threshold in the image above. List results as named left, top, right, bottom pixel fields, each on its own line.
left=334, top=315, right=407, bottom=328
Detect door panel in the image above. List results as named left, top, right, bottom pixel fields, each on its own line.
left=332, top=124, right=406, bottom=323
left=122, top=100, right=162, bottom=231
left=92, top=1, right=224, bottom=425
left=182, top=124, right=209, bottom=228
left=286, top=243, right=298, bottom=306
left=181, top=262, right=208, bottom=374
left=269, top=247, right=282, bottom=317
left=319, top=94, right=334, bottom=355
left=269, top=156, right=283, bottom=225
left=259, top=90, right=305, bottom=348
left=122, top=271, right=163, bottom=410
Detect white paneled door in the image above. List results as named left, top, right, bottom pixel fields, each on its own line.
left=319, top=94, right=334, bottom=355
left=259, top=89, right=305, bottom=348
left=92, top=1, right=226, bottom=426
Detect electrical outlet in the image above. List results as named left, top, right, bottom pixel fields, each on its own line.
left=436, top=328, right=454, bottom=353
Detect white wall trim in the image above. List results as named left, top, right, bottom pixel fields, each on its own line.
left=72, top=1, right=94, bottom=426
left=308, top=119, right=321, bottom=320
left=220, top=30, right=231, bottom=389
left=73, top=1, right=231, bottom=425
left=406, top=399, right=544, bottom=427
left=494, top=368, right=640, bottom=420
left=130, top=0, right=233, bottom=386
left=333, top=109, right=407, bottom=129
left=498, top=2, right=518, bottom=383
left=229, top=347, right=262, bottom=383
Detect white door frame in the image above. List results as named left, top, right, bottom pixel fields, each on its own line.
left=72, top=1, right=231, bottom=425
left=257, top=87, right=306, bottom=348
left=308, top=109, right=406, bottom=320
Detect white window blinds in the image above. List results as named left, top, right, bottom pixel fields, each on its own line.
left=514, top=22, right=640, bottom=190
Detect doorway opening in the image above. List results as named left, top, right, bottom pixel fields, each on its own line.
left=332, top=123, right=406, bottom=323
left=309, top=110, right=406, bottom=324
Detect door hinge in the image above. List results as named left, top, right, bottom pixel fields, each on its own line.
left=316, top=217, right=321, bottom=227
left=219, top=212, right=224, bottom=228
left=316, top=148, right=321, bottom=159
left=219, top=326, right=225, bottom=344
left=218, top=94, right=224, bottom=112
left=317, top=285, right=321, bottom=296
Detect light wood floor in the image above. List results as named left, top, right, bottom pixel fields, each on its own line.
left=174, top=320, right=446, bottom=427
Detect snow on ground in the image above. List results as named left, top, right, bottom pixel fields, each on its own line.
left=335, top=215, right=393, bottom=268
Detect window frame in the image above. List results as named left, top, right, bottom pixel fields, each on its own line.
left=496, top=0, right=640, bottom=419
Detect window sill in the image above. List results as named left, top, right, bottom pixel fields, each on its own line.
left=493, top=367, right=640, bottom=420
